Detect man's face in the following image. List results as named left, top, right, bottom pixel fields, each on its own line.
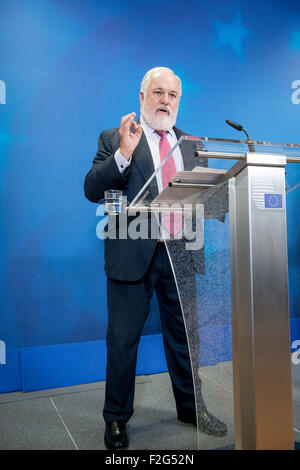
left=140, top=71, right=180, bottom=131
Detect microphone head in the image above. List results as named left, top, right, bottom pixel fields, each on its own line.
left=225, top=120, right=243, bottom=132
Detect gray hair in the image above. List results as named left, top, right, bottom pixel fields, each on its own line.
left=140, top=67, right=182, bottom=97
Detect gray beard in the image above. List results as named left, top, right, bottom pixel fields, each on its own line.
left=141, top=103, right=177, bottom=131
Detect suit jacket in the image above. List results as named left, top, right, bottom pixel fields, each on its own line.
left=84, top=125, right=208, bottom=281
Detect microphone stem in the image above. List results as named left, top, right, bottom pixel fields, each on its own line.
left=242, top=129, right=255, bottom=152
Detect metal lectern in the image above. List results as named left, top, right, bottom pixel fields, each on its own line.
left=106, top=135, right=300, bottom=450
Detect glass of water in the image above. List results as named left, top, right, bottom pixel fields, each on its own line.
left=104, top=190, right=126, bottom=214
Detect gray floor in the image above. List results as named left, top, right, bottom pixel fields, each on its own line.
left=0, top=361, right=299, bottom=450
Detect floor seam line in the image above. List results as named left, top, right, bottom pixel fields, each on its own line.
left=198, top=370, right=233, bottom=394
left=50, top=396, right=79, bottom=450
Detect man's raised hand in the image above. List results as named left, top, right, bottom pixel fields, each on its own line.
left=119, top=112, right=142, bottom=160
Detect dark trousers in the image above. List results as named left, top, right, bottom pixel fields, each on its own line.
left=103, top=242, right=197, bottom=423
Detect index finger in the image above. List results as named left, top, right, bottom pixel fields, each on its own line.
left=120, top=112, right=136, bottom=128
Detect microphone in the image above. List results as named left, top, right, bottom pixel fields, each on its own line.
left=225, top=120, right=255, bottom=152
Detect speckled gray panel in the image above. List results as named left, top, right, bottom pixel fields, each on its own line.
left=165, top=180, right=232, bottom=449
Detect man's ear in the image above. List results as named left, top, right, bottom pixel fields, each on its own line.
left=140, top=91, right=144, bottom=105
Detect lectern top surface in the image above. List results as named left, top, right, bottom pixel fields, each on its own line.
left=181, top=135, right=300, bottom=160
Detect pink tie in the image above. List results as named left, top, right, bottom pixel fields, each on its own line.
left=155, top=130, right=177, bottom=188
left=155, top=130, right=183, bottom=237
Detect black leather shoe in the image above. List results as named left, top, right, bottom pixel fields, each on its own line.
left=104, top=420, right=129, bottom=449
left=178, top=410, right=227, bottom=437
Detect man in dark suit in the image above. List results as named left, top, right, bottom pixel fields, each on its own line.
left=84, top=67, right=227, bottom=449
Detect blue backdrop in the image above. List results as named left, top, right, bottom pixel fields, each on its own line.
left=1, top=0, right=300, bottom=392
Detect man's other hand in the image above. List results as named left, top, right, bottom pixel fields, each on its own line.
left=119, top=112, right=142, bottom=160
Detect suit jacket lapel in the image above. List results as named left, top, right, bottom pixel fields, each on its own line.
left=173, top=126, right=195, bottom=172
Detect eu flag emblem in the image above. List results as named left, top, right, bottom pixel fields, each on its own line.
left=264, top=193, right=283, bottom=209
